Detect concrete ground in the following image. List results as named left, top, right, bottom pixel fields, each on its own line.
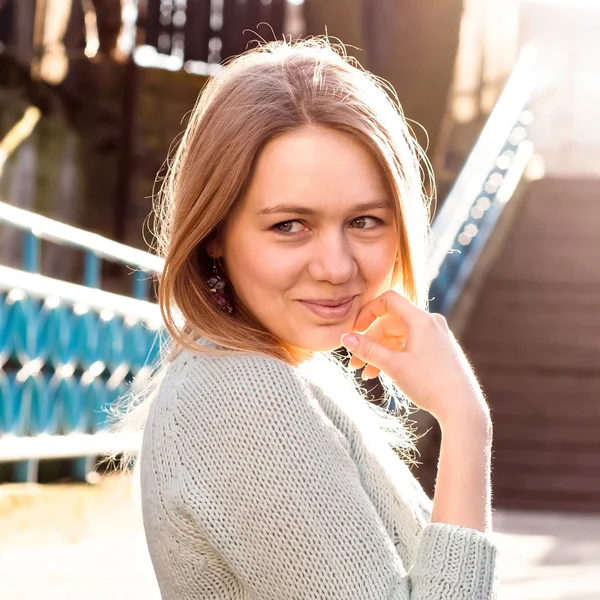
left=494, top=511, right=600, bottom=600
left=1, top=475, right=599, bottom=600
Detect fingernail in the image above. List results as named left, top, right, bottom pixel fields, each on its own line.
left=340, top=334, right=359, bottom=350
left=361, top=371, right=370, bottom=381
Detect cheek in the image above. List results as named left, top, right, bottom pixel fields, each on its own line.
left=226, top=238, right=298, bottom=305
left=358, top=237, right=397, bottom=291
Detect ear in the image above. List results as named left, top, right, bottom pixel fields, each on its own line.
left=204, top=233, right=223, bottom=259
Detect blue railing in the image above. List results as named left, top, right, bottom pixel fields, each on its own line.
left=428, top=45, right=537, bottom=314
left=0, top=45, right=537, bottom=482
left=0, top=267, right=162, bottom=433
left=0, top=271, right=162, bottom=481
left=0, top=204, right=163, bottom=481
left=0, top=200, right=164, bottom=298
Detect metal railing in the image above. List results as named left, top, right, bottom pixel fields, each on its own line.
left=428, top=45, right=537, bottom=314
left=0, top=202, right=163, bottom=482
left=0, top=200, right=164, bottom=298
left=0, top=271, right=160, bottom=481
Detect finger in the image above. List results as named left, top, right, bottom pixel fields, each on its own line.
left=340, top=332, right=399, bottom=377
left=354, top=290, right=420, bottom=333
left=349, top=354, right=366, bottom=370
left=367, top=315, right=408, bottom=351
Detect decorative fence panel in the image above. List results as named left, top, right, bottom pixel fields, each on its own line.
left=0, top=201, right=162, bottom=482
left=0, top=284, right=161, bottom=439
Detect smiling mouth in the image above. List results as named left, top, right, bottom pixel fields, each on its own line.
left=298, top=296, right=357, bottom=320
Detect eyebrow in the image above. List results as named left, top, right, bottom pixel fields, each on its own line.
left=257, top=199, right=393, bottom=216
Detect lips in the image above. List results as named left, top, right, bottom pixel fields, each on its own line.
left=304, top=296, right=355, bottom=307
left=298, top=295, right=357, bottom=319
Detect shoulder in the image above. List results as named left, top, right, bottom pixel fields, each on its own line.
left=183, top=346, right=303, bottom=389
left=157, top=345, right=312, bottom=419
left=149, top=347, right=350, bottom=469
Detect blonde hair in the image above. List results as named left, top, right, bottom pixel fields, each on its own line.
left=110, top=38, right=433, bottom=468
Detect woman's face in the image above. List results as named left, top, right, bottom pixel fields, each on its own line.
left=215, top=125, right=398, bottom=357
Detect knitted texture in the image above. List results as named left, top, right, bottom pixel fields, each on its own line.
left=140, top=344, right=498, bottom=599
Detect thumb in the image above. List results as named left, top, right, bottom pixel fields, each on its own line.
left=340, top=333, right=398, bottom=375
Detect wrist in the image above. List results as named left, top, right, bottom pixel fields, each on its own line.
left=438, top=404, right=492, bottom=438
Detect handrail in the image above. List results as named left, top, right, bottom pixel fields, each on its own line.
left=436, top=139, right=534, bottom=316
left=0, top=265, right=162, bottom=327
left=0, top=200, right=164, bottom=274
left=0, top=265, right=162, bottom=481
left=428, top=44, right=538, bottom=282
left=0, top=431, right=143, bottom=461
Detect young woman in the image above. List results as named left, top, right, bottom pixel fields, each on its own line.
left=132, top=39, right=497, bottom=599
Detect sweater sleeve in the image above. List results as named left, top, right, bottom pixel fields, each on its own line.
left=410, top=522, right=498, bottom=599
left=399, top=458, right=499, bottom=598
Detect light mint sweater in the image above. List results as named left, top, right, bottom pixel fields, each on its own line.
left=140, top=340, right=498, bottom=599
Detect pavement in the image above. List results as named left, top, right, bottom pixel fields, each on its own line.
left=0, top=474, right=599, bottom=600
left=493, top=510, right=600, bottom=600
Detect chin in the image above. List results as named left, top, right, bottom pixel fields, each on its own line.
left=290, top=324, right=351, bottom=354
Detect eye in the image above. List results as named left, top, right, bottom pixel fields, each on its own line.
left=273, top=220, right=305, bottom=234
left=350, top=216, right=383, bottom=229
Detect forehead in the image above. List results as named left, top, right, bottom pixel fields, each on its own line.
left=243, top=126, right=390, bottom=213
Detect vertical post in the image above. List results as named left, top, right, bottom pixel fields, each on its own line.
left=84, top=250, right=101, bottom=288
left=134, top=269, right=150, bottom=300
left=11, top=0, right=42, bottom=477
left=72, top=456, right=97, bottom=482
left=12, top=460, right=40, bottom=484
left=23, top=231, right=41, bottom=273
left=72, top=250, right=102, bottom=482
left=0, top=0, right=15, bottom=47
left=13, top=231, right=41, bottom=482
left=13, top=0, right=37, bottom=66
left=31, top=0, right=48, bottom=80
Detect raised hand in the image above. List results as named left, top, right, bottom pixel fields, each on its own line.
left=340, top=290, right=489, bottom=426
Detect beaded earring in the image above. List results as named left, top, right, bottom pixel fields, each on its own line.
left=207, top=257, right=233, bottom=314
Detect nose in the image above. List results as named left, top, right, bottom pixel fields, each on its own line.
left=307, top=229, right=358, bottom=285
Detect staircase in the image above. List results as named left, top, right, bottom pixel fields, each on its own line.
left=462, top=177, right=600, bottom=512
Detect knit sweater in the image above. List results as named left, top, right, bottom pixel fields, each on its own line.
left=139, top=339, right=498, bottom=599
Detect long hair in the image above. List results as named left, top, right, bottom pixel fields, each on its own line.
left=109, top=38, right=433, bottom=471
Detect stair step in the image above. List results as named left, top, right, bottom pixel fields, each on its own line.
left=502, top=178, right=600, bottom=236
left=492, top=446, right=600, bottom=471
left=491, top=417, right=600, bottom=447
left=490, top=400, right=600, bottom=421
left=465, top=342, right=600, bottom=371
left=491, top=470, right=600, bottom=496
left=492, top=493, right=600, bottom=514
left=490, top=245, right=600, bottom=283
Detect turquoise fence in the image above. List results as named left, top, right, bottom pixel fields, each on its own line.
left=0, top=204, right=163, bottom=482
left=0, top=46, right=537, bottom=483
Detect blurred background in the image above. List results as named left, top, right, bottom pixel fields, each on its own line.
left=0, top=0, right=599, bottom=598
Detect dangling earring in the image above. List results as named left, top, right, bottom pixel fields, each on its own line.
left=207, top=256, right=233, bottom=314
